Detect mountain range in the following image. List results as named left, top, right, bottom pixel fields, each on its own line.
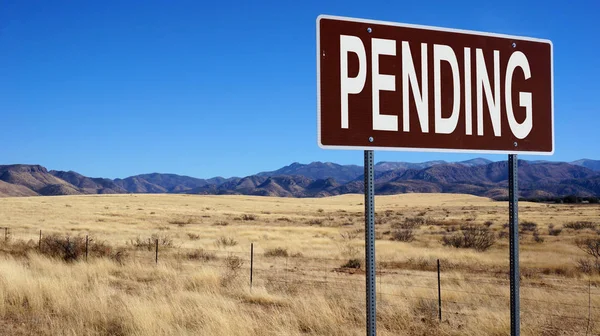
left=0, top=159, right=598, bottom=199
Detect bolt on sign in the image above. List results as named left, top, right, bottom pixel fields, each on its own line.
left=317, top=15, right=554, bottom=154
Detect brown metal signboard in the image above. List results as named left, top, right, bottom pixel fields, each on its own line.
left=317, top=15, right=554, bottom=154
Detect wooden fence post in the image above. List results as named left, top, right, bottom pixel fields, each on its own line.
left=437, top=259, right=442, bottom=322
left=250, top=243, right=254, bottom=290
left=155, top=239, right=159, bottom=264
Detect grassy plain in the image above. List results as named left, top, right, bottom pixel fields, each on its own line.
left=0, top=193, right=599, bottom=335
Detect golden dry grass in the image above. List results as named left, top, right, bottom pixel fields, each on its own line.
left=0, top=193, right=599, bottom=335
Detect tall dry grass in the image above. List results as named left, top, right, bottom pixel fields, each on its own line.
left=0, top=253, right=512, bottom=336
left=0, top=194, right=598, bottom=335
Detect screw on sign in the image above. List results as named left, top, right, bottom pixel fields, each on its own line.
left=317, top=15, right=553, bottom=154
left=316, top=15, right=553, bottom=336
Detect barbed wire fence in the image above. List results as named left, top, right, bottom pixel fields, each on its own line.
left=0, top=226, right=598, bottom=334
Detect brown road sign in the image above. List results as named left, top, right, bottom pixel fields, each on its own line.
left=317, top=15, right=553, bottom=154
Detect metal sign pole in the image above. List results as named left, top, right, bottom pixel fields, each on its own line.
left=364, top=150, right=376, bottom=336
left=508, top=154, right=520, bottom=336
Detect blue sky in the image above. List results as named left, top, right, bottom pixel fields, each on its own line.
left=1, top=1, right=598, bottom=179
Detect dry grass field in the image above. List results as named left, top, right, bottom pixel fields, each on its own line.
left=0, top=193, right=599, bottom=335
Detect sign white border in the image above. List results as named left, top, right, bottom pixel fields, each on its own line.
left=316, top=14, right=554, bottom=155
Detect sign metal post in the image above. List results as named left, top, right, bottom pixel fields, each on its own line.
left=508, top=154, right=520, bottom=336
left=364, top=150, right=376, bottom=336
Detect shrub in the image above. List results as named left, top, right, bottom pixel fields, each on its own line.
left=225, top=255, right=244, bottom=272
left=241, top=214, right=257, bottom=221
left=533, top=230, right=544, bottom=243
left=576, top=238, right=600, bottom=259
left=129, top=234, right=174, bottom=250
left=187, top=249, right=216, bottom=261
left=187, top=233, right=200, bottom=240
left=339, top=230, right=361, bottom=241
left=340, top=243, right=360, bottom=259
left=402, top=217, right=426, bottom=228
left=565, top=221, right=596, bottom=230
left=168, top=217, right=194, bottom=225
left=548, top=228, right=562, bottom=236
left=0, top=239, right=36, bottom=258
left=87, top=237, right=113, bottom=257
left=264, top=247, right=289, bottom=258
left=393, top=217, right=429, bottom=233
left=339, top=230, right=362, bottom=258
left=441, top=224, right=496, bottom=252
left=520, top=221, right=538, bottom=232
left=576, top=257, right=600, bottom=274
left=214, top=236, right=238, bottom=249
left=112, top=249, right=128, bottom=265
left=154, top=234, right=174, bottom=247
left=391, top=229, right=415, bottom=242
left=213, top=221, right=229, bottom=226
left=308, top=219, right=323, bottom=225
left=342, top=258, right=361, bottom=269
left=129, top=237, right=148, bottom=249
left=40, top=234, right=112, bottom=262
left=375, top=215, right=389, bottom=225
left=1, top=230, right=11, bottom=242
left=220, top=255, right=245, bottom=287
left=406, top=256, right=434, bottom=271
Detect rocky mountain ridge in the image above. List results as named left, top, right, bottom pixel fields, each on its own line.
left=0, top=159, right=598, bottom=199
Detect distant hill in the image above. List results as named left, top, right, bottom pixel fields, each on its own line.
left=459, top=158, right=494, bottom=167
left=0, top=159, right=598, bottom=199
left=257, top=162, right=362, bottom=184
left=572, top=159, right=600, bottom=171
left=0, top=165, right=81, bottom=196
left=0, top=180, right=38, bottom=197
left=258, top=159, right=494, bottom=182
left=188, top=176, right=266, bottom=195
left=50, top=171, right=126, bottom=194
left=374, top=160, right=447, bottom=172
left=374, top=158, right=492, bottom=171
left=113, top=173, right=215, bottom=193
left=374, top=161, right=599, bottom=199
